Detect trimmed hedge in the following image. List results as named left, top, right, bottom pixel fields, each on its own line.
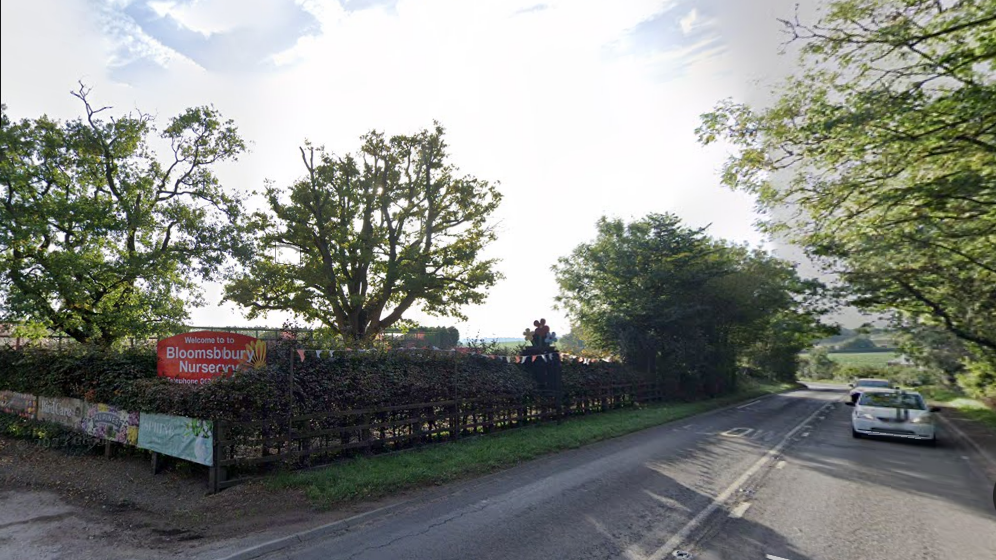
left=0, top=345, right=663, bottom=422
left=0, top=346, right=157, bottom=403
left=1, top=345, right=545, bottom=421
left=562, top=361, right=647, bottom=396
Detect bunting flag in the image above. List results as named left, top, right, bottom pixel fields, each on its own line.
left=277, top=346, right=614, bottom=365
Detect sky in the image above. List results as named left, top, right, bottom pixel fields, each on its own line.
left=1, top=0, right=820, bottom=339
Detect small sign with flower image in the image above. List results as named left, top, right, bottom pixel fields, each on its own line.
left=0, top=390, right=37, bottom=420
left=81, top=403, right=139, bottom=445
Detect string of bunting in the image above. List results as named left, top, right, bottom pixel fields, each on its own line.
left=290, top=347, right=611, bottom=364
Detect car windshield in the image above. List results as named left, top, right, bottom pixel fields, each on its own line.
left=858, top=392, right=926, bottom=410
left=856, top=380, right=891, bottom=388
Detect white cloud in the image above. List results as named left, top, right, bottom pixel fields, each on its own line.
left=147, top=0, right=296, bottom=36
left=680, top=8, right=699, bottom=34
left=2, top=0, right=781, bottom=338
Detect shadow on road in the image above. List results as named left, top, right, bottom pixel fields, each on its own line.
left=785, top=410, right=996, bottom=519
left=581, top=469, right=815, bottom=560
left=557, top=391, right=828, bottom=560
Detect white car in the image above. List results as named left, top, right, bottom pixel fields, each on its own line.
left=848, top=388, right=940, bottom=445
left=848, top=378, right=894, bottom=404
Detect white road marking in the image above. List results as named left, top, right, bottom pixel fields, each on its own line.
left=775, top=460, right=787, bottom=469
left=737, top=398, right=765, bottom=410
left=801, top=432, right=810, bottom=438
left=721, top=427, right=754, bottom=438
left=728, top=502, right=751, bottom=518
left=937, top=413, right=996, bottom=472
left=766, top=555, right=792, bottom=560
left=645, top=401, right=835, bottom=560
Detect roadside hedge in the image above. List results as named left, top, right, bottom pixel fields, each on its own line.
left=562, top=361, right=647, bottom=397
left=0, top=346, right=157, bottom=403
left=1, top=345, right=543, bottom=421
left=0, top=345, right=666, bottom=421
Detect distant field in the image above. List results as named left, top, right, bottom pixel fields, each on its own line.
left=824, top=352, right=899, bottom=367
left=800, top=351, right=900, bottom=368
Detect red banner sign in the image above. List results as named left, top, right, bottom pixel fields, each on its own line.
left=157, top=331, right=266, bottom=384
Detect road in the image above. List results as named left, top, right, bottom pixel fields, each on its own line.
left=251, top=384, right=996, bottom=560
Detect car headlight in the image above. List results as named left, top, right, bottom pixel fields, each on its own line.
left=911, top=415, right=934, bottom=424
left=856, top=412, right=876, bottom=420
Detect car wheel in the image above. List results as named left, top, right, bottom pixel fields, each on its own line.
left=852, top=428, right=862, bottom=439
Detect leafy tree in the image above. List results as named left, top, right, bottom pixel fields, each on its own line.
left=894, top=323, right=971, bottom=385
left=835, top=336, right=880, bottom=353
left=0, top=86, right=247, bottom=347
left=802, top=346, right=838, bottom=381
left=697, top=0, right=996, bottom=391
left=718, top=254, right=836, bottom=382
left=554, top=213, right=828, bottom=397
left=226, top=125, right=501, bottom=343
left=558, top=330, right=587, bottom=353
left=554, top=214, right=718, bottom=377
left=393, top=326, right=460, bottom=349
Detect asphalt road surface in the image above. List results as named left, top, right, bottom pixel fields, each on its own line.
left=254, top=384, right=996, bottom=560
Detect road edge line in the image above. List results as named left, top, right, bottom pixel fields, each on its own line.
left=936, top=413, right=996, bottom=475
left=211, top=500, right=415, bottom=560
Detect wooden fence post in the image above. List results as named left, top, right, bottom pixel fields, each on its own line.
left=208, top=420, right=225, bottom=493
left=451, top=360, right=461, bottom=440
left=452, top=396, right=461, bottom=441
left=151, top=451, right=168, bottom=475
left=362, top=411, right=373, bottom=454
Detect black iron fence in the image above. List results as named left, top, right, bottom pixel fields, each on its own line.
left=208, top=380, right=663, bottom=491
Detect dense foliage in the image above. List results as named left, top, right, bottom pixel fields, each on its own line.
left=0, top=346, right=672, bottom=421
left=1, top=345, right=534, bottom=420
left=225, top=126, right=502, bottom=343
left=0, top=345, right=157, bottom=403
left=0, top=86, right=248, bottom=347
left=696, top=0, right=996, bottom=396
left=389, top=326, right=461, bottom=349
left=554, top=213, right=830, bottom=397
left=561, top=361, right=647, bottom=398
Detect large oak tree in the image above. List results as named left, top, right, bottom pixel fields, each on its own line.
left=225, top=125, right=502, bottom=343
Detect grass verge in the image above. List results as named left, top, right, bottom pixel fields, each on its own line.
left=918, top=385, right=996, bottom=432
left=268, top=381, right=801, bottom=509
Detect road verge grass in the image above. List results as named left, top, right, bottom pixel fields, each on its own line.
left=918, top=385, right=996, bottom=432
left=267, top=381, right=801, bottom=509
